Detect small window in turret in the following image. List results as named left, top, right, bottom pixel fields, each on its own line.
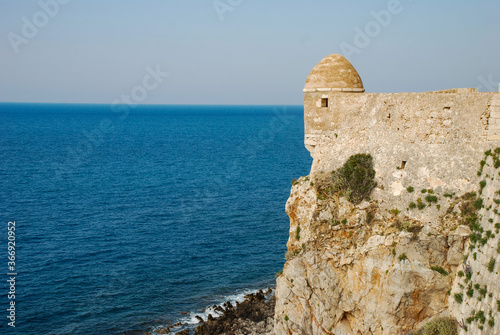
left=321, top=98, right=328, bottom=108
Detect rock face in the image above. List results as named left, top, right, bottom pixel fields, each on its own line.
left=449, top=153, right=500, bottom=334
left=274, top=55, right=500, bottom=335
left=275, top=174, right=470, bottom=334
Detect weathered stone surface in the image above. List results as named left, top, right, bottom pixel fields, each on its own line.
left=304, top=54, right=364, bottom=92
left=275, top=177, right=468, bottom=334
left=274, top=54, right=500, bottom=335
left=449, top=156, right=500, bottom=335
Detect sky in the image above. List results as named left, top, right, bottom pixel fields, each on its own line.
left=0, top=0, right=499, bottom=105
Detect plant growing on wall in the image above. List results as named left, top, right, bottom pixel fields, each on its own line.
left=331, top=153, right=376, bottom=204
left=417, top=317, right=459, bottom=335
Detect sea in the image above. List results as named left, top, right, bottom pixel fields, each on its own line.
left=0, top=103, right=312, bottom=335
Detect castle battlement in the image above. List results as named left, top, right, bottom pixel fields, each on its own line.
left=303, top=54, right=500, bottom=215
left=274, top=54, right=500, bottom=335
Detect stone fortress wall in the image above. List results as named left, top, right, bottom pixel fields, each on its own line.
left=274, top=54, right=500, bottom=335
left=303, top=54, right=500, bottom=217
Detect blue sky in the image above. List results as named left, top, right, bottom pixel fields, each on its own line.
left=1, top=0, right=499, bottom=105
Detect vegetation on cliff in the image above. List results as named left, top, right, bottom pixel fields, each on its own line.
left=413, top=317, right=458, bottom=335
left=331, top=153, right=376, bottom=204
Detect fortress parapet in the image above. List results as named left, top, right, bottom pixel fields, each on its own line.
left=303, top=54, right=500, bottom=211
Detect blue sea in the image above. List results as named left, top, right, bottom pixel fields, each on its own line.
left=0, top=104, right=311, bottom=335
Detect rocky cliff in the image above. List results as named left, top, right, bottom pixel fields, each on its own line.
left=275, top=53, right=500, bottom=335
left=274, top=149, right=500, bottom=334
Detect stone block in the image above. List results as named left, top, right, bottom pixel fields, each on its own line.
left=488, top=124, right=500, bottom=130
left=488, top=129, right=500, bottom=136
left=487, top=135, right=500, bottom=141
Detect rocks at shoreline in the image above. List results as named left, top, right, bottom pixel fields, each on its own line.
left=150, top=288, right=275, bottom=335
left=193, top=288, right=275, bottom=335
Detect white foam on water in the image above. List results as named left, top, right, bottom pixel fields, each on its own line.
left=183, top=288, right=262, bottom=325
left=150, top=287, right=274, bottom=334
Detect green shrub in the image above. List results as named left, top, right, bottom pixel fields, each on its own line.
left=421, top=189, right=427, bottom=193
left=275, top=270, right=283, bottom=277
left=407, top=186, right=414, bottom=193
left=331, top=154, right=377, bottom=204
left=473, top=198, right=484, bottom=210
left=444, top=193, right=454, bottom=198
left=465, top=272, right=472, bottom=283
left=409, top=202, right=417, bottom=209
left=329, top=219, right=339, bottom=226
left=469, top=219, right=483, bottom=232
left=425, top=195, right=438, bottom=203
left=418, top=202, right=426, bottom=210
left=399, top=221, right=410, bottom=231
left=497, top=300, right=500, bottom=312
left=398, top=253, right=407, bottom=261
left=430, top=266, right=448, bottom=276
left=292, top=178, right=299, bottom=186
left=489, top=318, right=495, bottom=327
left=454, top=293, right=463, bottom=304
left=480, top=180, right=487, bottom=193
left=466, top=285, right=474, bottom=298
left=464, top=192, right=477, bottom=200
left=295, top=226, right=301, bottom=240
left=469, top=232, right=481, bottom=244
left=457, top=271, right=464, bottom=277
left=391, top=208, right=401, bottom=215
left=341, top=218, right=347, bottom=225
left=476, top=310, right=486, bottom=324
left=284, top=315, right=289, bottom=321
left=488, top=258, right=496, bottom=272
left=417, top=317, right=458, bottom=335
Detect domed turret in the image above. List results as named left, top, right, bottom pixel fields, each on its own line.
left=303, top=54, right=364, bottom=93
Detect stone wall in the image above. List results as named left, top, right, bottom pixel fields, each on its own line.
left=450, top=152, right=500, bottom=334
left=274, top=89, right=500, bottom=334
left=487, top=94, right=500, bottom=140
left=304, top=91, right=497, bottom=220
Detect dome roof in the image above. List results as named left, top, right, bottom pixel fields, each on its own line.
left=303, top=54, right=364, bottom=92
